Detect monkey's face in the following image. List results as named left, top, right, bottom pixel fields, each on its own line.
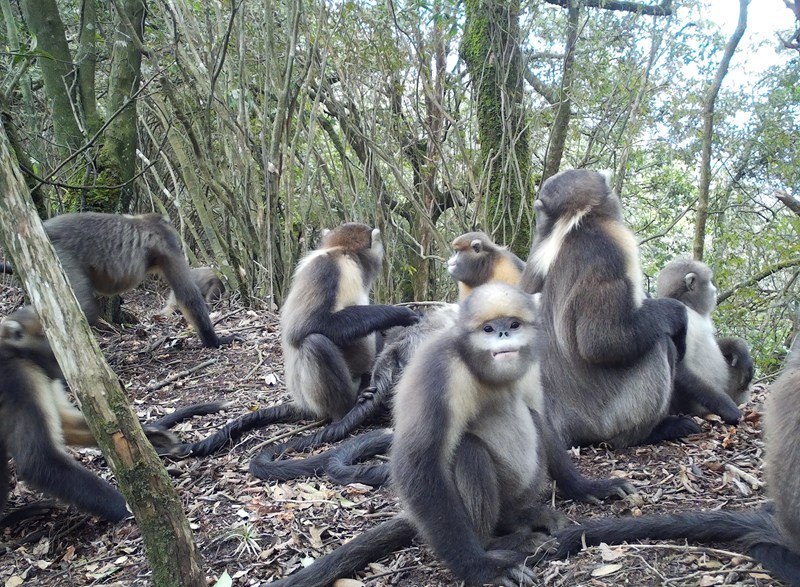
left=462, top=316, right=536, bottom=385
left=447, top=239, right=485, bottom=284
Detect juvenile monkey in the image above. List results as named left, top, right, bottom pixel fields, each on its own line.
left=4, top=213, right=234, bottom=347
left=656, top=258, right=751, bottom=423
left=172, top=223, right=418, bottom=458
left=157, top=266, right=224, bottom=316
left=249, top=232, right=527, bottom=480
left=267, top=284, right=568, bottom=587
left=717, top=335, right=754, bottom=407
left=521, top=169, right=690, bottom=448
left=552, top=337, right=800, bottom=586
left=0, top=307, right=225, bottom=522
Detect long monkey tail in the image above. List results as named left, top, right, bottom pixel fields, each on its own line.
left=267, top=516, right=416, bottom=587
left=149, top=401, right=234, bottom=429
left=171, top=402, right=304, bottom=457
left=248, top=386, right=391, bottom=481
left=324, top=428, right=393, bottom=486
left=552, top=507, right=800, bottom=586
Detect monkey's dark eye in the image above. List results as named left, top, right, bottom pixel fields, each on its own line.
left=510, top=321, right=521, bottom=330
left=483, top=324, right=494, bottom=333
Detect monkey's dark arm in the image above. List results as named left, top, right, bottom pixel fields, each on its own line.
left=267, top=517, right=416, bottom=587
left=575, top=292, right=687, bottom=366
left=8, top=414, right=129, bottom=522
left=531, top=410, right=635, bottom=503
left=673, top=366, right=742, bottom=424
left=0, top=261, right=12, bottom=274
left=170, top=403, right=303, bottom=458
left=248, top=391, right=391, bottom=482
left=324, top=428, right=392, bottom=486
left=304, top=305, right=419, bottom=347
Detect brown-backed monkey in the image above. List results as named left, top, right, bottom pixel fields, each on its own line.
left=656, top=258, right=751, bottom=423
left=156, top=266, right=225, bottom=316
left=4, top=213, right=234, bottom=347
left=171, top=223, right=418, bottom=458
left=521, top=169, right=690, bottom=448
left=551, top=336, right=800, bottom=586
left=0, top=307, right=226, bottom=522
left=267, top=283, right=568, bottom=587
left=249, top=232, right=527, bottom=481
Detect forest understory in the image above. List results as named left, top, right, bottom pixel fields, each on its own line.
left=0, top=276, right=782, bottom=587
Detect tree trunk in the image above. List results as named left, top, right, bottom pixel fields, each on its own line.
left=461, top=0, right=530, bottom=256
left=0, top=121, right=206, bottom=587
left=692, top=0, right=748, bottom=261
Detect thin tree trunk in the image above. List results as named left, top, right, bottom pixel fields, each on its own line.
left=692, top=0, right=748, bottom=261
left=0, top=121, right=205, bottom=587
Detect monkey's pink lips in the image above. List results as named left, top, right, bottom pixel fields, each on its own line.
left=492, top=349, right=519, bottom=360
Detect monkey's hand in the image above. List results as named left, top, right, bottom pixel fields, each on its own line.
left=566, top=476, right=637, bottom=504
left=390, top=305, right=421, bottom=327
left=477, top=551, right=537, bottom=587
left=143, top=426, right=178, bottom=451
left=656, top=297, right=688, bottom=361
left=216, top=334, right=243, bottom=346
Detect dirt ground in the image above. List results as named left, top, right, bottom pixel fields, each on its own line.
left=0, top=275, right=784, bottom=587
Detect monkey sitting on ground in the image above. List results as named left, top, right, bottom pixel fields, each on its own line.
left=170, top=223, right=418, bottom=459
left=2, top=212, right=234, bottom=348
left=551, top=336, right=800, bottom=586
left=156, top=266, right=225, bottom=316
left=0, top=307, right=227, bottom=523
left=248, top=231, right=528, bottom=480
left=656, top=258, right=752, bottom=423
left=717, top=335, right=755, bottom=406
left=267, top=283, right=569, bottom=587
left=520, top=169, right=690, bottom=448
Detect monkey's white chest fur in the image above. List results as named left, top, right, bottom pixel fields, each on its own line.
left=685, top=310, right=728, bottom=392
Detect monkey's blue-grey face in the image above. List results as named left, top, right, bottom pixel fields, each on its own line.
left=469, top=316, right=535, bottom=384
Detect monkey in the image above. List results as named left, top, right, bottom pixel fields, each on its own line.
left=266, top=283, right=570, bottom=587
left=0, top=306, right=228, bottom=522
left=717, top=335, right=754, bottom=406
left=169, top=223, right=418, bottom=458
left=550, top=336, right=800, bottom=587
left=3, top=213, right=234, bottom=347
left=156, top=266, right=225, bottom=316
left=519, top=169, right=691, bottom=449
left=248, top=232, right=530, bottom=480
left=448, top=231, right=526, bottom=298
left=656, top=258, right=751, bottom=423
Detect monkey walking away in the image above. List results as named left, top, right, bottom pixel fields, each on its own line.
left=250, top=231, right=528, bottom=481
left=156, top=266, right=225, bottom=316
left=267, top=284, right=569, bottom=587
left=0, top=307, right=227, bottom=523
left=656, top=258, right=752, bottom=423
left=521, top=169, right=691, bottom=448
left=552, top=337, right=800, bottom=587
left=2, top=212, right=235, bottom=348
left=171, top=223, right=418, bottom=459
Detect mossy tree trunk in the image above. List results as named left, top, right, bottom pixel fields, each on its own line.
left=0, top=121, right=206, bottom=587
left=461, top=0, right=530, bottom=257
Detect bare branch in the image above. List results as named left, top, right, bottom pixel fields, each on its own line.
left=776, top=189, right=800, bottom=216
left=718, top=257, right=800, bottom=304
left=544, top=0, right=673, bottom=16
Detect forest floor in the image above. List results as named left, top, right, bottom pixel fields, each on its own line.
left=0, top=275, right=784, bottom=587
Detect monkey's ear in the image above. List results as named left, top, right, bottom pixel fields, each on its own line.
left=321, top=228, right=331, bottom=239
left=684, top=272, right=697, bottom=291
left=470, top=239, right=483, bottom=253
left=534, top=199, right=545, bottom=212
left=370, top=228, right=382, bottom=248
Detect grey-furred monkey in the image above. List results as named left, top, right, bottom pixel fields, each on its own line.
left=551, top=336, right=800, bottom=587
left=521, top=169, right=691, bottom=448
left=267, top=283, right=569, bottom=587
left=717, top=336, right=754, bottom=405
left=3, top=213, right=234, bottom=348
left=656, top=258, right=753, bottom=423
left=157, top=266, right=225, bottom=316
left=171, top=223, right=418, bottom=458
left=0, top=306, right=229, bottom=523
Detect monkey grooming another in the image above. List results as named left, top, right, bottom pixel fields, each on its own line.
left=717, top=335, right=755, bottom=405
left=267, top=283, right=568, bottom=587
left=521, top=169, right=691, bottom=448
left=156, top=266, right=225, bottom=316
left=4, top=212, right=234, bottom=347
left=551, top=337, right=800, bottom=587
left=172, top=223, right=418, bottom=458
left=657, top=258, right=752, bottom=423
left=249, top=231, right=528, bottom=481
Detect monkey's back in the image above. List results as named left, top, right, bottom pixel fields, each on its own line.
left=764, top=349, right=800, bottom=554
left=44, top=212, right=181, bottom=294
